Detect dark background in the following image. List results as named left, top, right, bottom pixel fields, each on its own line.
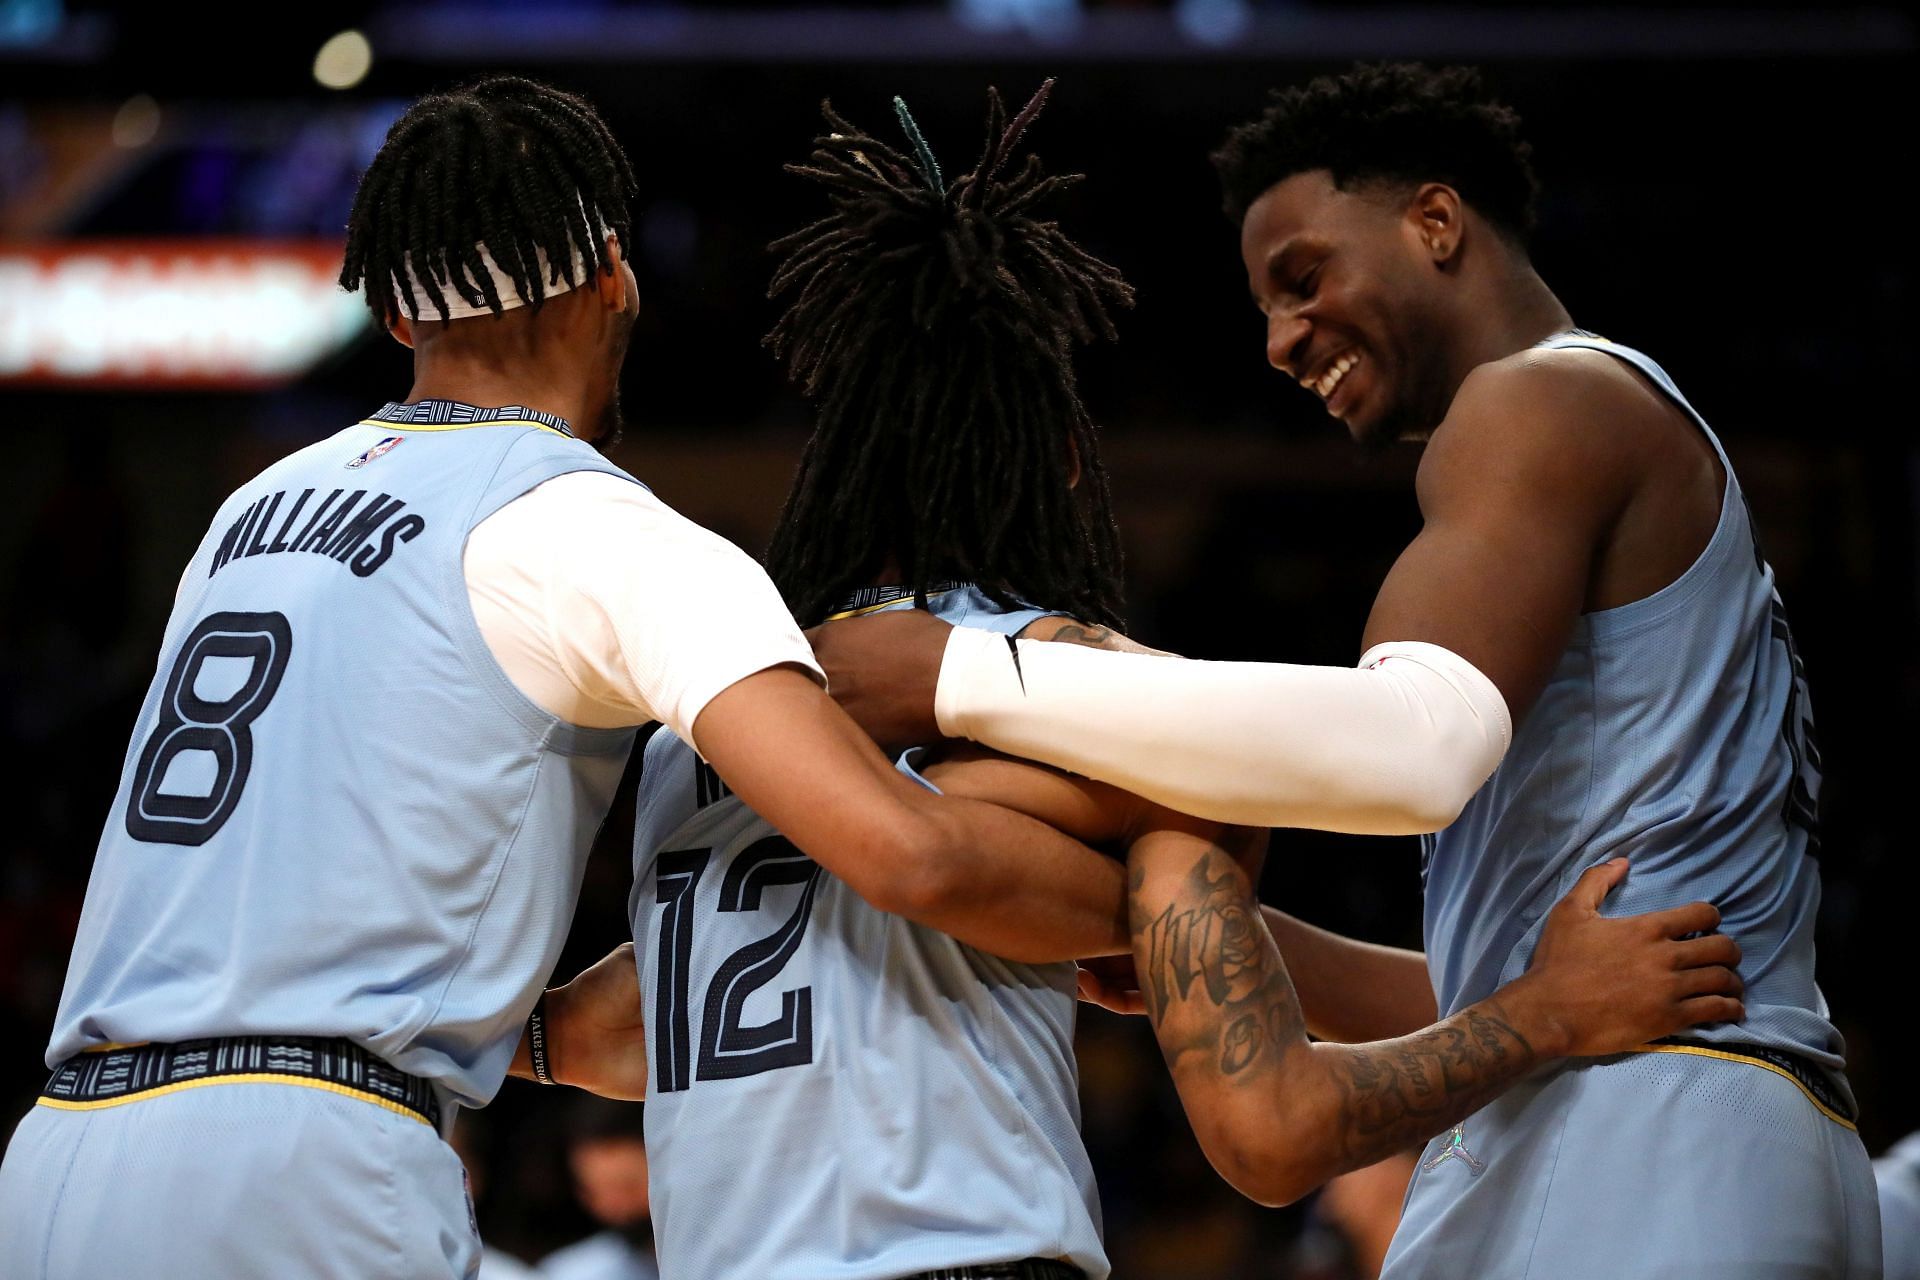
left=2, top=2, right=1912, bottom=1274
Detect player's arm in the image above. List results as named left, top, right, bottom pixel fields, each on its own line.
left=486, top=471, right=1133, bottom=966
left=1015, top=615, right=1175, bottom=657
left=918, top=746, right=1434, bottom=1039
left=496, top=711, right=1148, bottom=1098
left=1255, top=907, right=1435, bottom=1042
left=1128, top=825, right=1744, bottom=1208
left=508, top=943, right=649, bottom=1099
left=690, top=666, right=1130, bottom=964
left=807, top=361, right=1631, bottom=831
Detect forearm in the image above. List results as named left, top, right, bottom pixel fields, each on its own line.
left=1260, top=906, right=1437, bottom=1042
left=1298, top=993, right=1541, bottom=1183
left=936, top=629, right=1511, bottom=834
left=911, top=794, right=1131, bottom=964
left=1132, top=835, right=1548, bottom=1206
left=694, top=670, right=1127, bottom=966
left=503, top=944, right=649, bottom=1100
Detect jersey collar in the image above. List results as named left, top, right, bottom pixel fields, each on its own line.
left=360, top=399, right=577, bottom=438
left=826, top=581, right=969, bottom=621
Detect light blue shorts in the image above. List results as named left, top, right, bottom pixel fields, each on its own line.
left=1382, top=1048, right=1880, bottom=1280
left=0, top=1079, right=479, bottom=1279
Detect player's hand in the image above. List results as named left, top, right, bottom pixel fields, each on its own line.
left=1077, top=954, right=1146, bottom=1015
left=804, top=611, right=953, bottom=754
left=544, top=943, right=649, bottom=1101
left=1505, top=859, right=1744, bottom=1059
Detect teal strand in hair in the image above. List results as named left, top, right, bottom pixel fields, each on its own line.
left=892, top=96, right=946, bottom=197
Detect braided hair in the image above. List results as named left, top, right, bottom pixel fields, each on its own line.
left=340, top=75, right=636, bottom=325
left=764, top=81, right=1134, bottom=630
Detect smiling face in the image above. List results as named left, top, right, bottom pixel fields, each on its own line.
left=1241, top=170, right=1463, bottom=447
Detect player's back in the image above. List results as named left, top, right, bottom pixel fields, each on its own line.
left=47, top=406, right=638, bottom=1107
left=630, top=584, right=1105, bottom=1280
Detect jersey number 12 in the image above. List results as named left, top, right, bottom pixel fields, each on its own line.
left=652, top=837, right=822, bottom=1092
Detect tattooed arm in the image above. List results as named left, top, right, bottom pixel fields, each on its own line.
left=1016, top=615, right=1175, bottom=656
left=1257, top=907, right=1437, bottom=1042
left=1129, top=823, right=1746, bottom=1207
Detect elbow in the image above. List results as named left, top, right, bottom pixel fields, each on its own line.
left=845, top=810, right=965, bottom=920
left=1199, top=1109, right=1338, bottom=1209
left=1388, top=789, right=1471, bottom=836
left=1214, top=1141, right=1325, bottom=1209
left=1374, top=750, right=1502, bottom=835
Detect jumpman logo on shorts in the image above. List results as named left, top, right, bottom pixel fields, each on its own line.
left=1422, top=1123, right=1487, bottom=1177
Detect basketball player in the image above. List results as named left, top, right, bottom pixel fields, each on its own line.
left=524, top=85, right=1751, bottom=1280
left=0, top=77, right=1136, bottom=1280
left=807, top=63, right=1879, bottom=1276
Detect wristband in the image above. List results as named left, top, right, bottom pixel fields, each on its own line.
left=527, top=989, right=556, bottom=1086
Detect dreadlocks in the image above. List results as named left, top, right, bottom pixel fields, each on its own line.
left=340, top=75, right=636, bottom=326
left=763, top=81, right=1134, bottom=630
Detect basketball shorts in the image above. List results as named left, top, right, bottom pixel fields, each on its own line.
left=0, top=1077, right=479, bottom=1279
left=1381, top=1047, right=1880, bottom=1279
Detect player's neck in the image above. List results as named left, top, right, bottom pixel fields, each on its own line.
left=403, top=346, right=592, bottom=434
left=1448, top=265, right=1573, bottom=387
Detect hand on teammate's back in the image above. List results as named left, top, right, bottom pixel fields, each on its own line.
left=525, top=943, right=650, bottom=1101
left=1509, top=858, right=1744, bottom=1058
left=805, top=611, right=953, bottom=754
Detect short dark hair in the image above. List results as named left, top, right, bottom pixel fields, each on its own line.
left=762, top=83, right=1133, bottom=630
left=1213, top=62, right=1539, bottom=240
left=340, top=75, right=636, bottom=325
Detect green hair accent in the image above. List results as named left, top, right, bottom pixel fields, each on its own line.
left=892, top=95, right=945, bottom=197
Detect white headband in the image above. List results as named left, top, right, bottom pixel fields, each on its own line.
left=390, top=214, right=610, bottom=322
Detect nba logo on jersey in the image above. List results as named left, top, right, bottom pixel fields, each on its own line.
left=346, top=436, right=403, bottom=469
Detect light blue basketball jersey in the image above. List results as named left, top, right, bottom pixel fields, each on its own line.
left=1422, top=333, right=1842, bottom=1077
left=46, top=401, right=639, bottom=1109
left=629, top=585, right=1107, bottom=1280
left=1382, top=338, right=1879, bottom=1280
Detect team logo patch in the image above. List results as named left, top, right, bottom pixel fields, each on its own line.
left=1422, top=1122, right=1487, bottom=1177
left=346, top=435, right=403, bottom=469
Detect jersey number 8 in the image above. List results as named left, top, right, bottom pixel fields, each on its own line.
left=125, top=611, right=292, bottom=847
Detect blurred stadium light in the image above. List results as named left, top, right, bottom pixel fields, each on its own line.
left=0, top=241, right=365, bottom=387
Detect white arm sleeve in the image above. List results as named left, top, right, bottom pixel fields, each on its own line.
left=465, top=471, right=822, bottom=742
left=933, top=629, right=1512, bottom=834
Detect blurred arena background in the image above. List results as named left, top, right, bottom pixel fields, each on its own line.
left=1, top=1, right=1912, bottom=1275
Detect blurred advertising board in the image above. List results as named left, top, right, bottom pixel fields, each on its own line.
left=0, top=241, right=366, bottom=388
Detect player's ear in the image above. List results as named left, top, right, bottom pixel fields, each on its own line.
left=1404, top=183, right=1464, bottom=268
left=385, top=310, right=415, bottom=350
left=596, top=233, right=632, bottom=314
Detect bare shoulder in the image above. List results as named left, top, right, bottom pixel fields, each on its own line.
left=1416, top=347, right=1666, bottom=517
left=1017, top=615, right=1173, bottom=656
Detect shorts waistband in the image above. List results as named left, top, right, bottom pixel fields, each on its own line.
left=902, top=1261, right=1084, bottom=1280
left=42, top=1036, right=441, bottom=1128
left=1644, top=1037, right=1856, bottom=1129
